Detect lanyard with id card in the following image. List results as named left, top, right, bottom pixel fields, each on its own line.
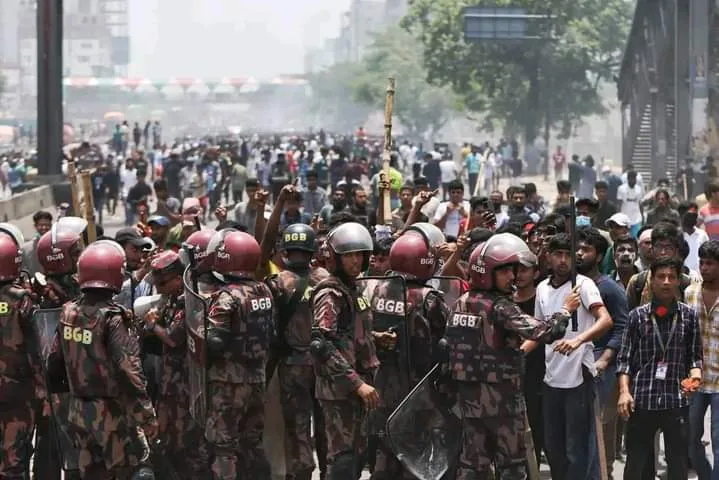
left=652, top=314, right=678, bottom=380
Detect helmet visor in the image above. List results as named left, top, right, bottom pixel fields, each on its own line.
left=51, top=216, right=88, bottom=245
left=0, top=223, right=24, bottom=247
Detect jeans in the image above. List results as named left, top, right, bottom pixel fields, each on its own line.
left=543, top=379, right=595, bottom=480
left=688, top=392, right=719, bottom=480
left=468, top=173, right=478, bottom=195
left=624, top=408, right=688, bottom=480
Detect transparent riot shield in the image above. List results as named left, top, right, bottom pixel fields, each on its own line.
left=183, top=266, right=208, bottom=426
left=357, top=275, right=409, bottom=437
left=31, top=308, right=80, bottom=472
left=430, top=276, right=466, bottom=311
left=386, top=364, right=462, bottom=480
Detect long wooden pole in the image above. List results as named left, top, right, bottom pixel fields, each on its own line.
left=382, top=77, right=396, bottom=225
left=80, top=172, right=96, bottom=243
left=67, top=159, right=82, bottom=218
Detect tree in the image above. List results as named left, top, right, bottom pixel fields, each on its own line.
left=402, top=0, right=633, bottom=142
left=352, top=26, right=458, bottom=141
left=307, top=62, right=372, bottom=133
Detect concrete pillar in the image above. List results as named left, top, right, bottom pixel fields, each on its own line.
left=36, top=0, right=64, bottom=179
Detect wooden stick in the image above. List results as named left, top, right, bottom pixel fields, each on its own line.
left=80, top=172, right=97, bottom=243
left=382, top=78, right=396, bottom=225
left=67, top=159, right=82, bottom=218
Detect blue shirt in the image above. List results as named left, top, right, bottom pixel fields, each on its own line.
left=464, top=153, right=480, bottom=174
left=593, top=274, right=628, bottom=353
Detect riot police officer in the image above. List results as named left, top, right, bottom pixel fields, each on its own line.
left=366, top=224, right=452, bottom=480
left=265, top=223, right=329, bottom=480
left=0, top=224, right=40, bottom=479
left=33, top=217, right=87, bottom=479
left=205, top=230, right=275, bottom=480
left=445, top=233, right=580, bottom=479
left=310, top=222, right=380, bottom=480
left=47, top=240, right=158, bottom=479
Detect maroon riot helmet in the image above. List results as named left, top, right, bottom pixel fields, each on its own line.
left=37, top=217, right=87, bottom=275
left=0, top=223, right=24, bottom=281
left=181, top=228, right=215, bottom=274
left=207, top=229, right=260, bottom=279
left=77, top=240, right=126, bottom=293
left=468, top=233, right=530, bottom=290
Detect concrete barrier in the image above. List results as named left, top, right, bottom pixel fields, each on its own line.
left=0, top=185, right=55, bottom=223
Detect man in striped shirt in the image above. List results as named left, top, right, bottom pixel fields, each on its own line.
left=698, top=179, right=719, bottom=240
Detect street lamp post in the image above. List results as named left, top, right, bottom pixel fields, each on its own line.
left=462, top=6, right=553, bottom=178
left=36, top=0, right=64, bottom=178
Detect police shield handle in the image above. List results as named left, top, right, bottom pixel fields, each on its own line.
left=80, top=171, right=96, bottom=243
left=382, top=77, right=396, bottom=225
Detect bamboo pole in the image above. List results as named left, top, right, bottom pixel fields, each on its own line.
left=67, top=159, right=82, bottom=218
left=80, top=172, right=96, bottom=243
left=382, top=77, right=396, bottom=225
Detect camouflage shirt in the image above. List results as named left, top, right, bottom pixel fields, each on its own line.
left=207, top=279, right=276, bottom=384
left=311, top=276, right=379, bottom=400
left=447, top=291, right=569, bottom=384
left=265, top=267, right=330, bottom=365
left=0, top=282, right=41, bottom=403
left=50, top=298, right=156, bottom=428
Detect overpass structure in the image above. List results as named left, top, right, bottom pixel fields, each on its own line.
left=619, top=0, right=716, bottom=187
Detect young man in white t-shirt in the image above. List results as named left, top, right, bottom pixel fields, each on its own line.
left=432, top=179, right=470, bottom=239
left=617, top=170, right=644, bottom=237
left=524, top=233, right=613, bottom=480
left=439, top=157, right=458, bottom=200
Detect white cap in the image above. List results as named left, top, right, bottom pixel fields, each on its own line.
left=605, top=213, right=631, bottom=228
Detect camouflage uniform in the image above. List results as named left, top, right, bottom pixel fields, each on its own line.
left=311, top=277, right=379, bottom=480
left=266, top=267, right=329, bottom=480
left=34, top=274, right=82, bottom=480
left=47, top=298, right=158, bottom=479
left=155, top=294, right=209, bottom=479
left=206, top=280, right=275, bottom=480
left=0, top=283, right=40, bottom=479
left=445, top=292, right=569, bottom=480
left=370, top=283, right=450, bottom=479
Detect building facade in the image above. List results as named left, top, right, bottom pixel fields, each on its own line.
left=14, top=0, right=129, bottom=102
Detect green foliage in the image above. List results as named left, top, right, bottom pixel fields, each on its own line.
left=308, top=62, right=372, bottom=132
left=403, top=0, right=634, bottom=140
left=351, top=26, right=458, bottom=140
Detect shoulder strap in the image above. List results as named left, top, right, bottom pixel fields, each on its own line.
left=634, top=271, right=647, bottom=302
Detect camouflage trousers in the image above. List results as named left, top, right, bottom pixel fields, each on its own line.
left=0, top=400, right=35, bottom=478
left=278, top=363, right=315, bottom=479
left=66, top=397, right=146, bottom=480
left=319, top=398, right=367, bottom=480
left=455, top=416, right=526, bottom=480
left=157, top=393, right=210, bottom=479
left=205, top=381, right=270, bottom=480
left=370, top=361, right=412, bottom=480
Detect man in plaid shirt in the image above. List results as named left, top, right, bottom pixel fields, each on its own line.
left=685, top=240, right=719, bottom=479
left=617, top=257, right=703, bottom=479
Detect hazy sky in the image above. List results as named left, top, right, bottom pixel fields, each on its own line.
left=129, top=0, right=352, bottom=80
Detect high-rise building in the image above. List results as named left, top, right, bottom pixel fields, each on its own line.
left=348, top=0, right=385, bottom=62
left=16, top=0, right=129, bottom=100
